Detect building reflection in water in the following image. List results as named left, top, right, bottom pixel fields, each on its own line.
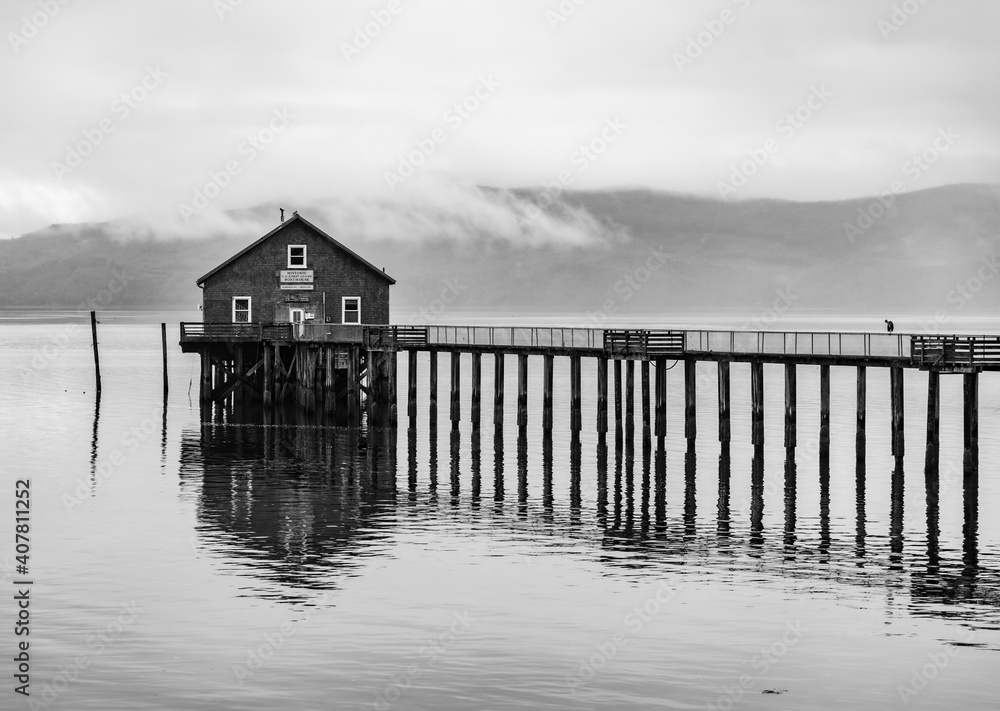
left=178, top=407, right=993, bottom=621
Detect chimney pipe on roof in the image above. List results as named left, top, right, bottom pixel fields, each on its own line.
left=280, top=208, right=285, bottom=223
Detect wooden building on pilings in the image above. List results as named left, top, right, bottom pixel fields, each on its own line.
left=180, top=212, right=398, bottom=423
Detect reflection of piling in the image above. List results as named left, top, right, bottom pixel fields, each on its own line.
left=783, top=447, right=796, bottom=557
left=716, top=443, right=731, bottom=536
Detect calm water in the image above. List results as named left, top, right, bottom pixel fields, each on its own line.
left=1, top=311, right=999, bottom=710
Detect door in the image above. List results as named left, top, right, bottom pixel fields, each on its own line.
left=289, top=308, right=304, bottom=337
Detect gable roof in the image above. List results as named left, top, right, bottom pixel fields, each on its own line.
left=195, top=213, right=396, bottom=286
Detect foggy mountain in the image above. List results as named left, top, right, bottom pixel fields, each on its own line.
left=1, top=183, right=997, bottom=319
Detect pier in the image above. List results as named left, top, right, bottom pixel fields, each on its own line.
left=180, top=324, right=996, bottom=465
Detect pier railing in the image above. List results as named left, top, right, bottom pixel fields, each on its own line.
left=365, top=326, right=429, bottom=350
left=425, top=326, right=602, bottom=351
left=180, top=322, right=264, bottom=341
left=603, top=330, right=685, bottom=358
left=685, top=330, right=909, bottom=359
left=911, top=335, right=1000, bottom=368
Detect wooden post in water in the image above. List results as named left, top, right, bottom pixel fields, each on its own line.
left=718, top=360, right=730, bottom=444
left=750, top=359, right=764, bottom=446
left=925, top=370, right=940, bottom=472
left=388, top=351, right=397, bottom=427
left=819, top=364, right=831, bottom=452
left=347, top=347, right=359, bottom=424
left=570, top=355, right=582, bottom=432
left=471, top=352, right=482, bottom=432
left=450, top=352, right=461, bottom=430
left=407, top=350, right=418, bottom=426
left=654, top=357, right=666, bottom=439
left=890, top=366, right=904, bottom=457
left=964, top=371, right=979, bottom=457
left=856, top=365, right=867, bottom=450
left=625, top=360, right=635, bottom=436
left=263, top=345, right=274, bottom=408
left=614, top=359, right=623, bottom=432
left=325, top=347, right=335, bottom=418
left=685, top=359, right=697, bottom=440
left=428, top=350, right=438, bottom=427
left=784, top=363, right=796, bottom=448
left=161, top=323, right=168, bottom=398
left=493, top=354, right=505, bottom=428
left=90, top=311, right=102, bottom=394
left=597, top=356, right=608, bottom=434
left=641, top=360, right=651, bottom=437
left=517, top=354, right=528, bottom=428
left=542, top=354, right=554, bottom=431
left=200, top=351, right=212, bottom=404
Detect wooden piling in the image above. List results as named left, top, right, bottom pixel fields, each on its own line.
left=655, top=358, right=666, bottom=439
left=542, top=354, right=554, bottom=430
left=450, top=352, right=461, bottom=429
left=570, top=355, right=582, bottom=432
left=890, top=366, right=904, bottom=457
left=407, top=350, right=418, bottom=425
left=641, top=360, right=651, bottom=437
left=429, top=350, right=438, bottom=427
left=347, top=347, right=359, bottom=423
left=388, top=351, right=397, bottom=427
left=325, top=347, right=335, bottom=418
left=263, top=345, right=274, bottom=408
left=471, top=352, right=482, bottom=431
left=819, top=364, right=830, bottom=452
left=160, top=323, right=168, bottom=398
left=856, top=365, right=867, bottom=449
left=625, top=359, right=635, bottom=436
left=783, top=363, right=796, bottom=448
left=90, top=311, right=101, bottom=394
left=964, top=371, right=979, bottom=456
left=684, top=359, right=696, bottom=440
left=493, top=354, right=505, bottom=428
left=925, top=370, right=940, bottom=470
left=597, top=356, right=609, bottom=434
left=517, top=354, right=528, bottom=428
left=614, top=359, right=623, bottom=432
left=717, top=360, right=730, bottom=443
left=200, top=351, right=212, bottom=404
left=751, top=360, right=764, bottom=445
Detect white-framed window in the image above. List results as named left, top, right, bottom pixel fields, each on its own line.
left=287, top=245, right=307, bottom=268
left=342, top=296, right=361, bottom=324
left=232, top=296, right=252, bottom=323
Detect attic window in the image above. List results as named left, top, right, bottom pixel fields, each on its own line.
left=287, top=245, right=307, bottom=268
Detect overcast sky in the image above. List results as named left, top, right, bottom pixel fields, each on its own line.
left=1, top=0, right=998, bottom=237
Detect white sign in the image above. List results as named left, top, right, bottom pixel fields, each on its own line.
left=280, top=269, right=314, bottom=283
left=280, top=284, right=314, bottom=291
